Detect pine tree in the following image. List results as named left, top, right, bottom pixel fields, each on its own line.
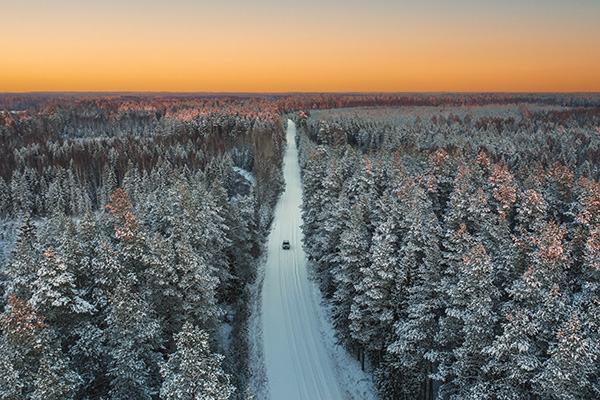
left=449, top=242, right=499, bottom=399
left=486, top=220, right=570, bottom=399
left=334, top=199, right=370, bottom=347
left=426, top=149, right=457, bottom=219
left=487, top=162, right=518, bottom=290
left=436, top=223, right=475, bottom=391
left=351, top=193, right=401, bottom=358
left=0, top=177, right=11, bottom=218
left=207, top=178, right=235, bottom=301
left=436, top=165, right=481, bottom=387
left=0, top=345, right=23, bottom=399
left=544, top=163, right=576, bottom=225
left=75, top=211, right=102, bottom=299
left=105, top=188, right=148, bottom=290
left=30, top=248, right=93, bottom=330
left=99, top=167, right=118, bottom=210
left=160, top=322, right=235, bottom=400
left=534, top=312, right=599, bottom=400
left=387, top=181, right=442, bottom=400
left=106, top=284, right=161, bottom=400
left=45, top=177, right=67, bottom=217
left=0, top=295, right=48, bottom=398
left=176, top=239, right=221, bottom=334
left=443, top=165, right=470, bottom=224
left=11, top=170, right=35, bottom=216
left=488, top=162, right=517, bottom=222
left=512, top=189, right=549, bottom=283
left=314, top=160, right=346, bottom=297
left=176, top=181, right=232, bottom=300
left=7, top=216, right=41, bottom=301
left=577, top=178, right=600, bottom=306
left=91, top=241, right=121, bottom=311
left=300, top=146, right=329, bottom=263
left=144, top=233, right=179, bottom=338
left=227, top=195, right=258, bottom=291
left=31, top=343, right=82, bottom=400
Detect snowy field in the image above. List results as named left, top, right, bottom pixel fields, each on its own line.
left=251, top=120, right=377, bottom=400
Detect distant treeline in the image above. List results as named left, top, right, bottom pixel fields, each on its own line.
left=2, top=91, right=599, bottom=112
left=0, top=96, right=284, bottom=219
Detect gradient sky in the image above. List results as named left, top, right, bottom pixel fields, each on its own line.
left=1, top=0, right=599, bottom=92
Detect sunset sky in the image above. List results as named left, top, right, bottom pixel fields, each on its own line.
left=1, top=0, right=599, bottom=93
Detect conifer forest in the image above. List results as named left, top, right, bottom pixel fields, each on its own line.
left=1, top=92, right=600, bottom=399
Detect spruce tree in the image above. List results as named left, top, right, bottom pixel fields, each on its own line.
left=31, top=343, right=82, bottom=400
left=535, top=312, right=599, bottom=400
left=30, top=248, right=93, bottom=330
left=486, top=220, right=570, bottom=399
left=449, top=243, right=499, bottom=399
left=106, top=284, right=161, bottom=400
left=160, top=323, right=234, bottom=400
left=351, top=194, right=401, bottom=358
left=335, top=199, right=370, bottom=347
left=7, top=216, right=40, bottom=301
left=388, top=182, right=442, bottom=400
left=0, top=295, right=49, bottom=398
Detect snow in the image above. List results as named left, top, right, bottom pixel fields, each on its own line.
left=233, top=167, right=256, bottom=186
left=257, top=119, right=377, bottom=400
left=232, top=166, right=255, bottom=201
left=219, top=306, right=234, bottom=355
left=0, top=221, right=17, bottom=269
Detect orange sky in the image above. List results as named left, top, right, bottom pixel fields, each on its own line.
left=1, top=0, right=599, bottom=92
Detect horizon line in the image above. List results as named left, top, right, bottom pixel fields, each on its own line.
left=2, top=91, right=600, bottom=96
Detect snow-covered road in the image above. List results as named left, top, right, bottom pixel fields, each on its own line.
left=260, top=120, right=375, bottom=400
left=261, top=120, right=343, bottom=399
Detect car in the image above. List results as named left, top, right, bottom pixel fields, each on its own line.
left=282, top=240, right=290, bottom=250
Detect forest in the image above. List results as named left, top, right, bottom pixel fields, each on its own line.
left=1, top=92, right=600, bottom=399
left=0, top=94, right=285, bottom=399
left=296, top=100, right=600, bottom=399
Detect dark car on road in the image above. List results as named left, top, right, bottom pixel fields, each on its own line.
left=282, top=240, right=290, bottom=250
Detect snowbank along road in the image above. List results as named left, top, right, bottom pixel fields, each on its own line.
left=261, top=120, right=345, bottom=400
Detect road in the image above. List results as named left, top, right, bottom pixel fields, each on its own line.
left=261, top=119, right=345, bottom=400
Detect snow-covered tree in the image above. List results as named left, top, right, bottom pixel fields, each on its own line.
left=300, top=146, right=329, bottom=264
left=160, top=322, right=234, bottom=400
left=106, top=284, right=161, bottom=400
left=144, top=233, right=180, bottom=337
left=436, top=223, right=475, bottom=387
left=486, top=220, right=570, bottom=399
left=227, top=194, right=259, bottom=293
left=175, top=239, right=221, bottom=334
left=388, top=181, right=443, bottom=400
left=106, top=188, right=146, bottom=279
left=0, top=177, right=11, bottom=217
left=7, top=216, right=41, bottom=301
left=30, top=248, right=93, bottom=330
left=313, top=160, right=346, bottom=297
left=0, top=295, right=48, bottom=398
left=31, top=343, right=82, bottom=400
left=0, top=346, right=23, bottom=400
left=334, top=198, right=371, bottom=347
left=75, top=211, right=102, bottom=299
left=351, top=194, right=401, bottom=357
left=91, top=241, right=121, bottom=310
left=448, top=242, right=499, bottom=399
left=534, top=312, right=599, bottom=400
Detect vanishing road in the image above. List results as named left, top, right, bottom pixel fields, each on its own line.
left=261, top=119, right=345, bottom=400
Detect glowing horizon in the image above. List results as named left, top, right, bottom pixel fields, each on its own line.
left=2, top=0, right=599, bottom=93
